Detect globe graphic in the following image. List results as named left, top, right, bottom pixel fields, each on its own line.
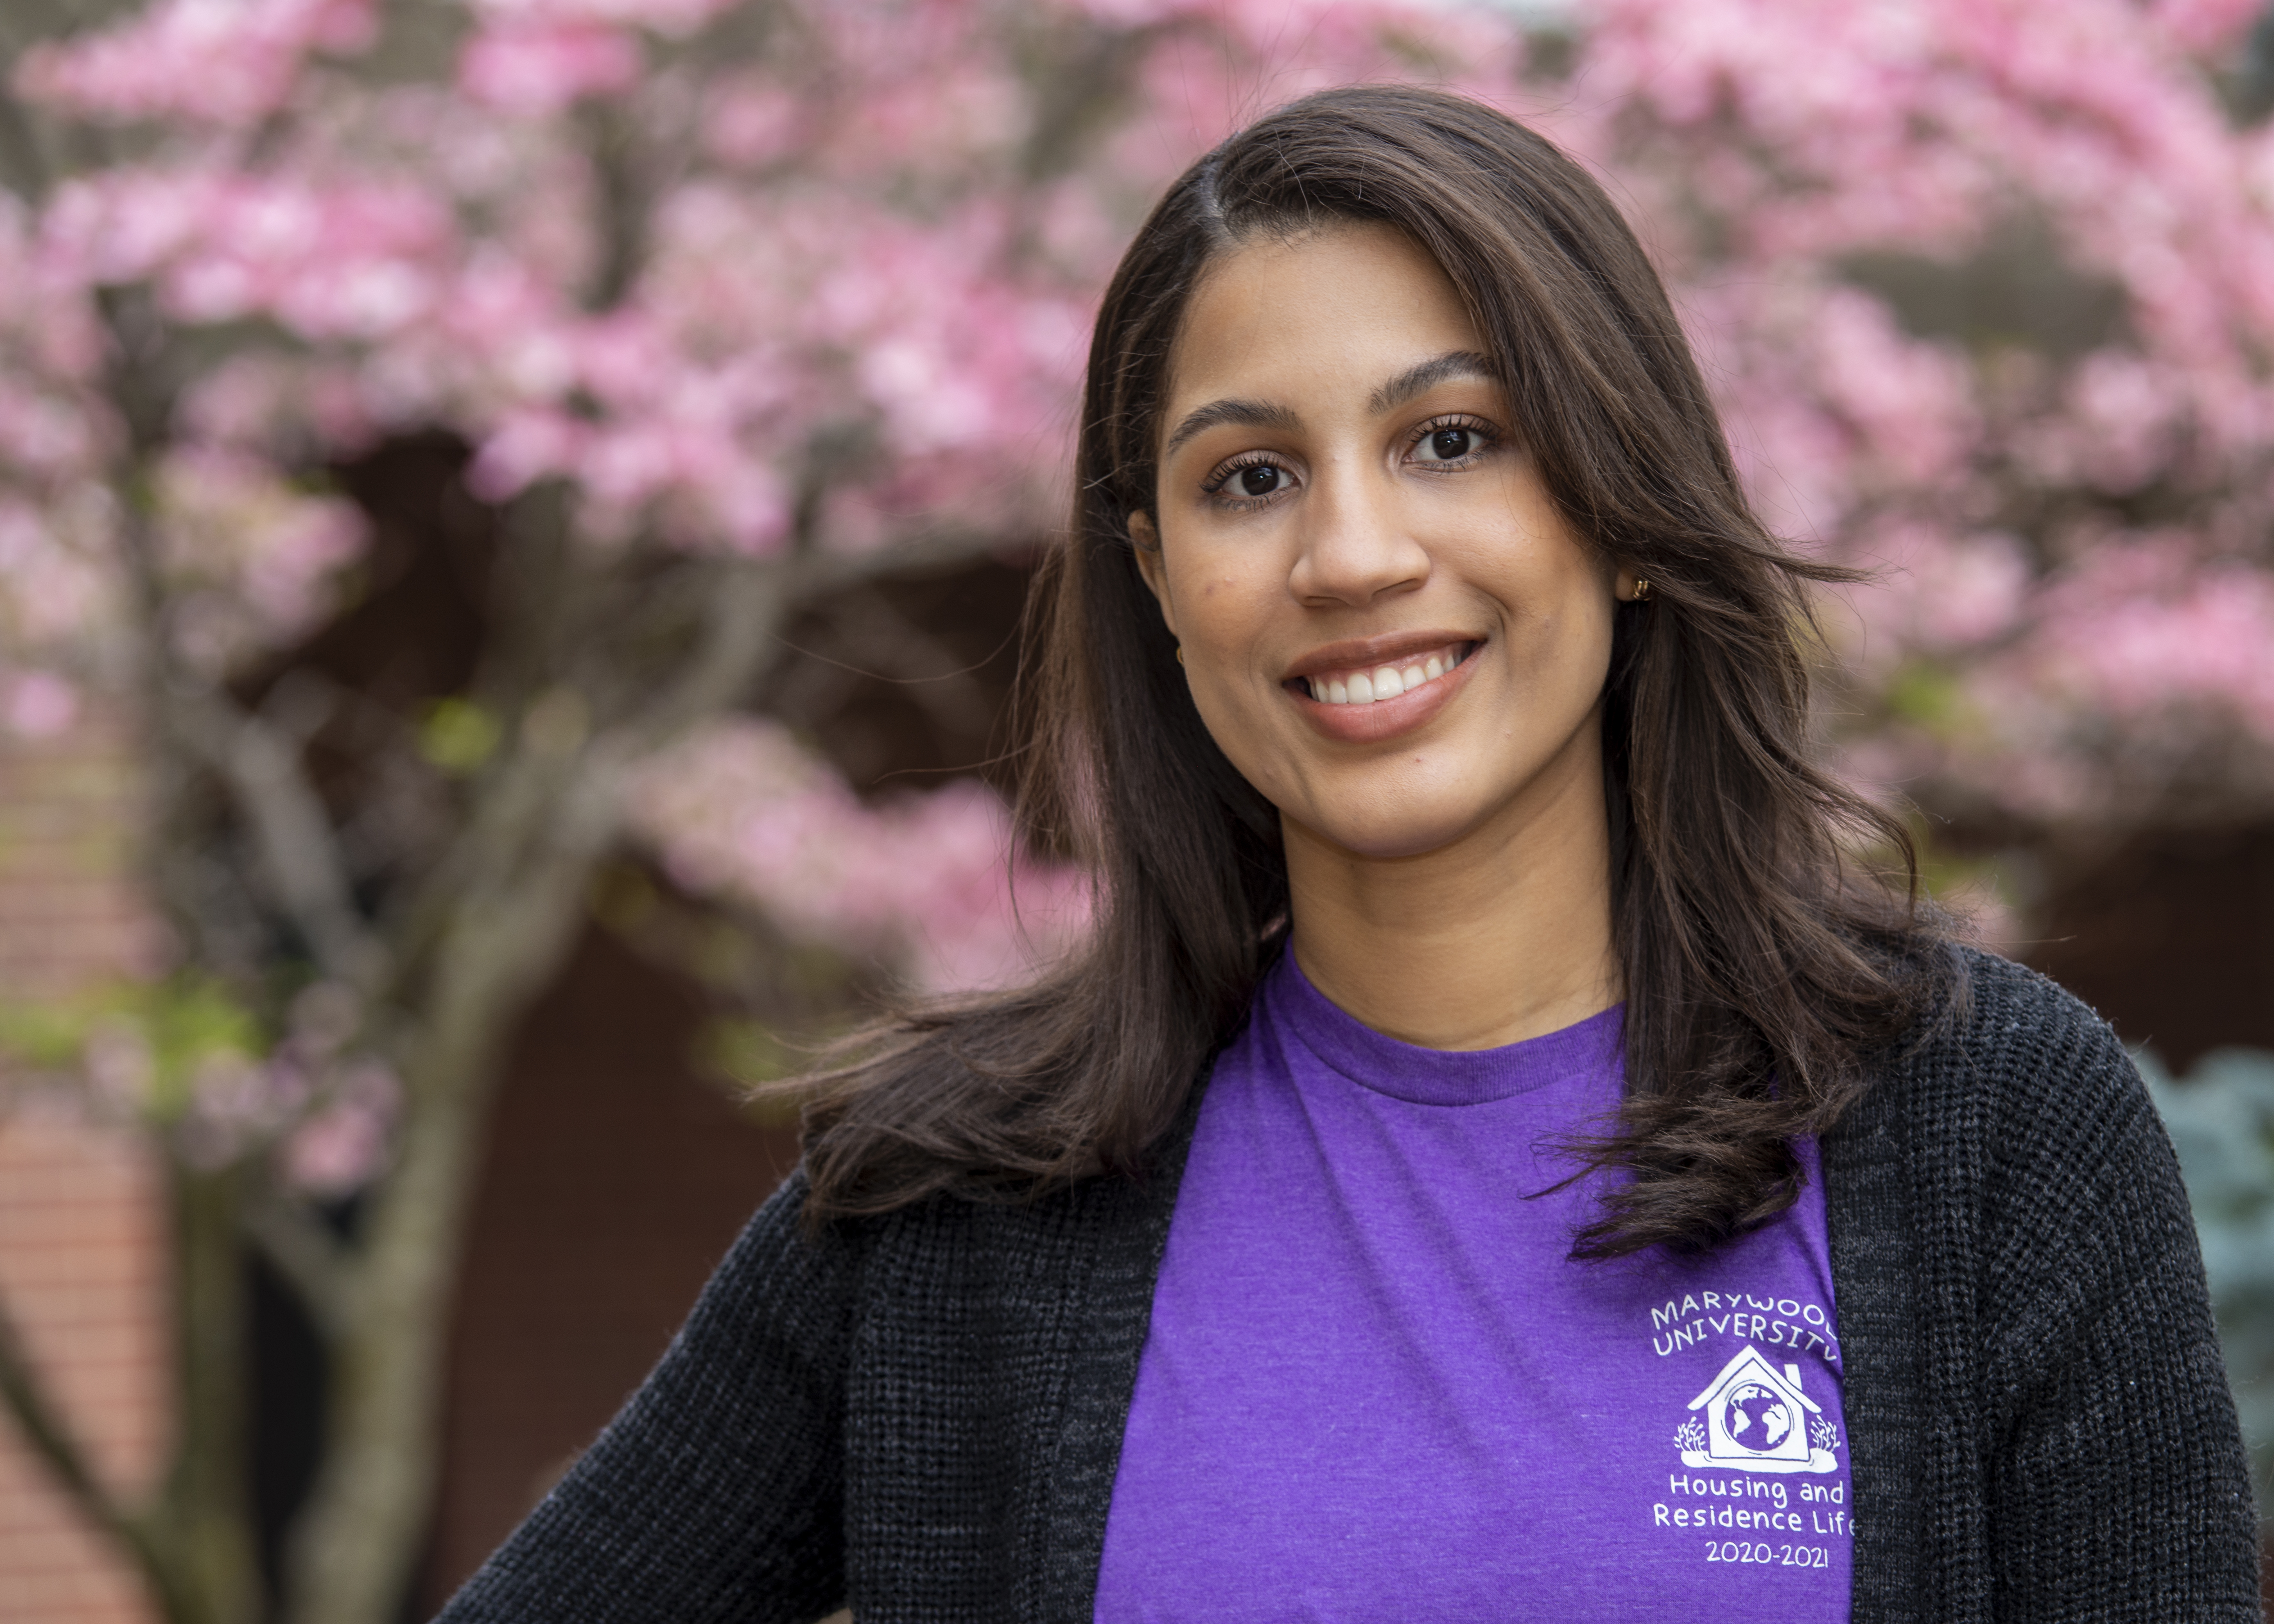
left=1720, top=1382, right=1794, bottom=1452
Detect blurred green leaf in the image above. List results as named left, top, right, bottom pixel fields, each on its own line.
left=0, top=976, right=264, bottom=1122
left=697, top=1016, right=801, bottom=1084
left=1885, top=660, right=1969, bottom=732
left=419, top=698, right=500, bottom=776
left=138, top=978, right=263, bottom=1118
left=0, top=996, right=98, bottom=1069
left=694, top=1017, right=811, bottom=1129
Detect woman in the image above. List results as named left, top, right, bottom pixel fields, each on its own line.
left=438, top=86, right=2259, bottom=1622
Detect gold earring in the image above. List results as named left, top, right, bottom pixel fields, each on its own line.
left=1632, top=578, right=1652, bottom=602
left=1175, top=645, right=1184, bottom=665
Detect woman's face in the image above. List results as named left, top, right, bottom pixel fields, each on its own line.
left=1134, top=221, right=1623, bottom=863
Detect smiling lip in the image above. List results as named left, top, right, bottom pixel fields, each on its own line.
left=1284, top=630, right=1483, bottom=744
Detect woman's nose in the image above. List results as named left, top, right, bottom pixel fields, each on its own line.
left=1286, top=468, right=1430, bottom=608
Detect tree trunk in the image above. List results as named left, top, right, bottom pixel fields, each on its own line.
left=154, top=1164, right=261, bottom=1624
left=278, top=857, right=599, bottom=1624
left=268, top=551, right=800, bottom=1621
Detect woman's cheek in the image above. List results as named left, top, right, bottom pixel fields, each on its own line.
left=1188, top=679, right=1283, bottom=797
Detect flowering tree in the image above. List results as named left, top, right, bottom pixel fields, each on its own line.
left=1, top=0, right=2272, bottom=1621
left=1558, top=0, right=2274, bottom=866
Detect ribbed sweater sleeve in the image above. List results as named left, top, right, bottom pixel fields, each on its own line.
left=434, top=1170, right=855, bottom=1624
left=1973, top=976, right=2261, bottom=1620
left=1832, top=951, right=2262, bottom=1624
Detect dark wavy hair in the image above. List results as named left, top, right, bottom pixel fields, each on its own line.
left=796, top=84, right=1958, bottom=1258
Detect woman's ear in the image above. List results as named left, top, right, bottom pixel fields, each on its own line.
left=1129, top=511, right=1177, bottom=634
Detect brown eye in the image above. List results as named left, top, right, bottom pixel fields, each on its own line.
left=1413, top=421, right=1495, bottom=464
left=1238, top=464, right=1284, bottom=497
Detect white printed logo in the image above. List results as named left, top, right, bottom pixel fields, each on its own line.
left=1674, top=1344, right=1841, bottom=1475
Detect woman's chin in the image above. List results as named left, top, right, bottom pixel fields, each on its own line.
left=1282, top=802, right=1490, bottom=865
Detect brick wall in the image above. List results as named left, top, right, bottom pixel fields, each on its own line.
left=0, top=1107, right=164, bottom=1623
left=0, top=709, right=163, bottom=1624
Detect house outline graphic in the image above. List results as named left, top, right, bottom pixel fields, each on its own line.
left=1680, top=1343, right=1839, bottom=1475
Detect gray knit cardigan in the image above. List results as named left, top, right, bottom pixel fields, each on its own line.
left=436, top=950, right=2263, bottom=1622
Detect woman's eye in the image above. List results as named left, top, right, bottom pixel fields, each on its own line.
left=1201, top=456, right=1296, bottom=505
left=1415, top=426, right=1478, bottom=463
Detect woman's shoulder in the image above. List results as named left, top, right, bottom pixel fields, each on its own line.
left=1826, top=944, right=2212, bottom=1391
left=1882, top=942, right=2147, bottom=1120
left=1843, top=944, right=2182, bottom=1239
left=740, top=1121, right=1197, bottom=1303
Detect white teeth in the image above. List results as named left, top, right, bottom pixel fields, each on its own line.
left=1305, top=641, right=1474, bottom=705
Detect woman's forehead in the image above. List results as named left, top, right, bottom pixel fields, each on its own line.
left=1160, top=224, right=1489, bottom=444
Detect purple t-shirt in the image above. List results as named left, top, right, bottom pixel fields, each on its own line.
left=1094, top=952, right=1853, bottom=1622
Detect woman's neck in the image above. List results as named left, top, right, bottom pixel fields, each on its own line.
left=1282, top=749, right=1620, bottom=1053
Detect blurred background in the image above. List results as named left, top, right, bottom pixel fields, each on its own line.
left=0, top=0, right=2272, bottom=1619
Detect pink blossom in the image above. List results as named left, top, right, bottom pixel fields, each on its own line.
left=0, top=498, right=118, bottom=651
left=178, top=1049, right=294, bottom=1169
left=703, top=84, right=812, bottom=168
left=466, top=408, right=588, bottom=501
left=0, top=671, right=81, bottom=740
left=1841, top=523, right=2030, bottom=670
left=2030, top=544, right=2274, bottom=734
left=41, top=171, right=216, bottom=287
left=2151, top=0, right=2267, bottom=54
left=2035, top=352, right=2191, bottom=494
left=1805, top=289, right=1977, bottom=487
left=14, top=0, right=377, bottom=128
left=151, top=449, right=370, bottom=673
left=178, top=354, right=378, bottom=459
left=40, top=168, right=454, bottom=343
left=629, top=718, right=1092, bottom=992
left=459, top=23, right=644, bottom=116
left=174, top=179, right=450, bottom=340
left=468, top=0, right=738, bottom=33
left=280, top=1059, right=401, bottom=1195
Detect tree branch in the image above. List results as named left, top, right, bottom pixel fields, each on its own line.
left=0, top=66, right=53, bottom=206
left=169, top=684, right=387, bottom=992
left=788, top=523, right=1027, bottom=600
left=93, top=286, right=385, bottom=1000
left=244, top=1190, right=351, bottom=1342
left=825, top=585, right=996, bottom=737
left=0, top=1281, right=183, bottom=1613
left=599, top=526, right=1020, bottom=770
left=579, top=100, right=654, bottom=313
left=622, top=556, right=789, bottom=745
left=0, top=1281, right=129, bottom=1534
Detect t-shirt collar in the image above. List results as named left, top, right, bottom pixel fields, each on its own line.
left=1262, top=946, right=1625, bottom=1107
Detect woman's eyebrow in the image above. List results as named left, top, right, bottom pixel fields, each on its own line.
left=1368, top=350, right=1496, bottom=415
left=1160, top=350, right=1494, bottom=459
left=1162, top=399, right=1300, bottom=459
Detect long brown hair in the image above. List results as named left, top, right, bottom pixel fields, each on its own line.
left=798, top=84, right=1957, bottom=1257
